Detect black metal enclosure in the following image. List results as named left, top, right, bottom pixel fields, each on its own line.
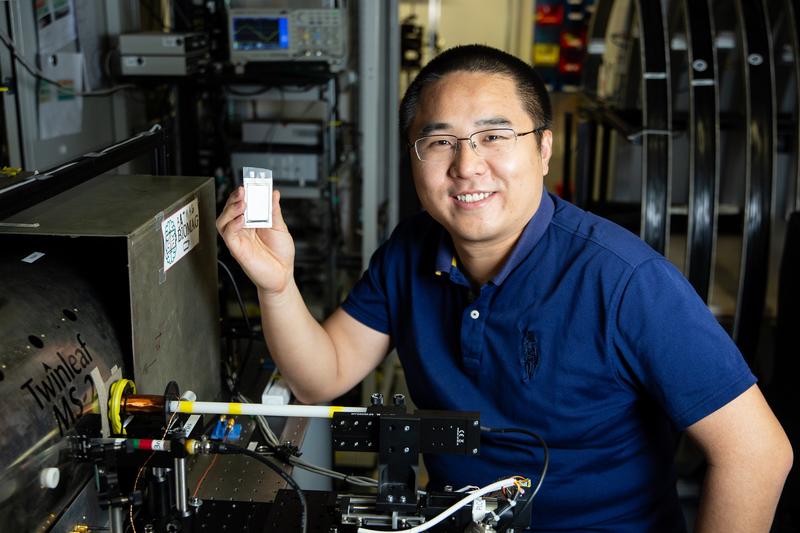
left=577, top=0, right=798, bottom=528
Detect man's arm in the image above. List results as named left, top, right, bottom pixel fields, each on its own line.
left=259, top=283, right=390, bottom=404
left=687, top=384, right=793, bottom=532
left=217, top=187, right=391, bottom=404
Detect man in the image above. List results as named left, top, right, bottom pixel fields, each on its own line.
left=217, top=44, right=792, bottom=531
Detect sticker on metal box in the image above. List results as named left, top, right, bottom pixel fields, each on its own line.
left=162, top=198, right=200, bottom=272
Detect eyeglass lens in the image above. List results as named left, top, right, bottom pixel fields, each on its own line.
left=415, top=128, right=518, bottom=162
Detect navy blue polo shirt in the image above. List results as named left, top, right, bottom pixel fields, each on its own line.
left=341, top=192, right=756, bottom=532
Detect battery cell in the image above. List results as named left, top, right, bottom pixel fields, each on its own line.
left=243, top=167, right=273, bottom=228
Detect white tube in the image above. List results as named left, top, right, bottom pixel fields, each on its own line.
left=357, top=477, right=519, bottom=533
left=167, top=401, right=367, bottom=419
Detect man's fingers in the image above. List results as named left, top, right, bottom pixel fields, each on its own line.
left=216, top=206, right=243, bottom=236
left=222, top=186, right=243, bottom=210
left=216, top=188, right=245, bottom=234
left=223, top=211, right=245, bottom=240
left=271, top=189, right=289, bottom=231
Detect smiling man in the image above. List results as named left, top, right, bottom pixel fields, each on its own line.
left=407, top=70, right=549, bottom=284
left=217, top=44, right=792, bottom=531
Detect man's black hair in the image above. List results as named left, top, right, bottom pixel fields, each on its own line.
left=399, top=44, right=553, bottom=147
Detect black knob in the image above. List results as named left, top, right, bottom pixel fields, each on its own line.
left=393, top=393, right=406, bottom=406
left=370, top=393, right=384, bottom=405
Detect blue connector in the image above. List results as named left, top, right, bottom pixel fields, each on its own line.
left=211, top=419, right=242, bottom=441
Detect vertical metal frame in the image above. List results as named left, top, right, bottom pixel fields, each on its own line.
left=732, top=0, right=777, bottom=364
left=0, top=2, right=26, bottom=168
left=635, top=0, right=672, bottom=256
left=577, top=0, right=614, bottom=210
left=386, top=4, right=400, bottom=234
left=598, top=124, right=612, bottom=204
left=358, top=0, right=399, bottom=269
left=358, top=0, right=400, bottom=406
left=789, top=0, right=800, bottom=212
left=683, top=0, right=720, bottom=303
left=583, top=0, right=616, bottom=98
left=574, top=118, right=598, bottom=208
left=325, top=78, right=337, bottom=313
left=104, top=1, right=134, bottom=146
left=359, top=1, right=382, bottom=271
left=2, top=0, right=35, bottom=168
left=562, top=112, right=574, bottom=202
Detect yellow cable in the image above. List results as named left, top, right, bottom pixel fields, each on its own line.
left=108, top=379, right=136, bottom=435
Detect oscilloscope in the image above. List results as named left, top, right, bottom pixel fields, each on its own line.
left=228, top=8, right=348, bottom=71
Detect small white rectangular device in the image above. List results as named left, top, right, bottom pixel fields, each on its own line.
left=261, top=369, right=291, bottom=405
left=243, top=166, right=273, bottom=228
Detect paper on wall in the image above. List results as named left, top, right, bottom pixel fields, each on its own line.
left=37, top=52, right=84, bottom=140
left=35, top=0, right=77, bottom=54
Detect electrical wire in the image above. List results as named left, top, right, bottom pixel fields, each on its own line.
left=288, top=455, right=378, bottom=487
left=356, top=477, right=520, bottom=533
left=123, top=508, right=140, bottom=533
left=192, top=417, right=231, bottom=498
left=0, top=28, right=59, bottom=86
left=217, top=259, right=253, bottom=332
left=236, top=393, right=378, bottom=488
left=479, top=425, right=548, bottom=529
left=236, top=394, right=280, bottom=447
left=129, top=410, right=180, bottom=533
left=171, top=2, right=193, bottom=31
left=0, top=28, right=136, bottom=97
left=217, top=259, right=256, bottom=392
left=479, top=426, right=549, bottom=499
left=215, top=442, right=307, bottom=533
left=484, top=478, right=527, bottom=527
left=192, top=415, right=234, bottom=498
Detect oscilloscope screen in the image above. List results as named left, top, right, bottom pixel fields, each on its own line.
left=231, top=16, right=289, bottom=50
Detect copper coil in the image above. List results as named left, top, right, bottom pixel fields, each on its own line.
left=122, top=394, right=166, bottom=415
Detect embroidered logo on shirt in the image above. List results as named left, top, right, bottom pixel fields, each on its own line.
left=520, top=329, right=540, bottom=382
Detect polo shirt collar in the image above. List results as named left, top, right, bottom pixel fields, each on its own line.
left=434, top=232, right=457, bottom=277
left=433, top=191, right=555, bottom=285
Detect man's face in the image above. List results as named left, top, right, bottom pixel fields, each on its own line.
left=409, top=71, right=552, bottom=249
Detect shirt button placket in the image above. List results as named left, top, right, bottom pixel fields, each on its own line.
left=461, top=305, right=483, bottom=373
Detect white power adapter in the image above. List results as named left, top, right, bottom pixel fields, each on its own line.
left=261, top=369, right=291, bottom=405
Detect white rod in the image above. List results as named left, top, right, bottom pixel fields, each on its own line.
left=168, top=401, right=367, bottom=419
